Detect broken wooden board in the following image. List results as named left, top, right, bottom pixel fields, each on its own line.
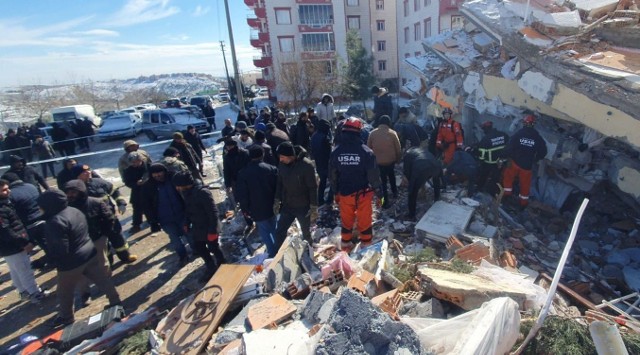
left=416, top=201, right=475, bottom=243
left=247, top=294, right=297, bottom=331
left=418, top=266, right=528, bottom=311
left=160, top=264, right=255, bottom=355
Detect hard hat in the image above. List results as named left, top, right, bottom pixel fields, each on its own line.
left=342, top=117, right=363, bottom=133
left=523, top=115, right=536, bottom=125
left=442, top=108, right=453, bottom=115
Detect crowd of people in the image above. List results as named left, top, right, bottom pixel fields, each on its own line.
left=0, top=86, right=548, bottom=330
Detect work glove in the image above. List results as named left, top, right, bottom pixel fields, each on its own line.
left=207, top=233, right=219, bottom=242
left=273, top=199, right=281, bottom=216
left=117, top=202, right=127, bottom=215
left=308, top=205, right=318, bottom=225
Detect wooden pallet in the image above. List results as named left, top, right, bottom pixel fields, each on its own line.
left=160, top=264, right=255, bottom=355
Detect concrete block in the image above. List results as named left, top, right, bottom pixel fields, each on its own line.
left=243, top=327, right=309, bottom=355
left=537, top=11, right=583, bottom=36
left=415, top=201, right=475, bottom=243
left=418, top=266, right=529, bottom=310
left=301, top=290, right=336, bottom=324
left=316, top=289, right=425, bottom=355
left=572, top=0, right=619, bottom=18
left=518, top=71, right=556, bottom=104
left=399, top=299, right=445, bottom=319
left=608, top=155, right=640, bottom=205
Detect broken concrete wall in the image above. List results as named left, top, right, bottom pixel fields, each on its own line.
left=596, top=27, right=640, bottom=49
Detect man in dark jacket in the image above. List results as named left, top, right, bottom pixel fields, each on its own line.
left=444, top=149, right=479, bottom=196
left=330, top=118, right=382, bottom=251
left=371, top=86, right=393, bottom=127
left=265, top=123, right=290, bottom=160
left=123, top=152, right=156, bottom=234
left=403, top=147, right=442, bottom=220
left=221, top=119, right=235, bottom=138
left=73, top=164, right=137, bottom=263
left=273, top=142, right=318, bottom=249
left=2, top=173, right=49, bottom=264
left=169, top=132, right=202, bottom=180
left=202, top=100, right=216, bottom=131
left=291, top=112, right=311, bottom=151
left=50, top=123, right=75, bottom=156
left=222, top=139, right=252, bottom=232
left=474, top=121, right=509, bottom=196
left=0, top=179, right=48, bottom=304
left=502, top=115, right=548, bottom=206
left=37, top=189, right=121, bottom=328
left=310, top=119, right=333, bottom=207
left=173, top=172, right=226, bottom=283
left=7, top=155, right=49, bottom=192
left=184, top=125, right=208, bottom=177
left=142, top=163, right=191, bottom=265
left=251, top=130, right=276, bottom=166
left=64, top=180, right=117, bottom=308
left=236, top=146, right=279, bottom=257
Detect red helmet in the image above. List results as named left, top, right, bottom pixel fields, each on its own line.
left=342, top=117, right=363, bottom=133
left=523, top=115, right=536, bottom=125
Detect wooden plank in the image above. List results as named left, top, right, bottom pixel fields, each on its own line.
left=246, top=294, right=297, bottom=330
left=160, top=264, right=255, bottom=355
left=540, top=273, right=597, bottom=310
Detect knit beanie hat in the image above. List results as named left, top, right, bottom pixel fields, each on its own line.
left=173, top=132, right=184, bottom=140
left=276, top=142, right=295, bottom=157
left=172, top=171, right=195, bottom=187
left=149, top=163, right=167, bottom=174
left=248, top=145, right=264, bottom=159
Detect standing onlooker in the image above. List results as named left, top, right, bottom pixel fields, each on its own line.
left=7, top=155, right=49, bottom=192
left=403, top=147, right=442, bottom=220
left=275, top=112, right=290, bottom=136
left=202, top=100, right=216, bottom=131
left=118, top=140, right=152, bottom=182
left=173, top=172, right=226, bottom=283
left=315, top=94, right=336, bottom=126
left=371, top=86, right=393, bottom=127
left=0, top=179, right=49, bottom=304
left=50, top=123, right=75, bottom=157
left=160, top=147, right=191, bottom=176
left=37, top=189, right=121, bottom=328
left=444, top=149, right=479, bottom=197
left=221, top=119, right=235, bottom=138
left=330, top=118, right=382, bottom=251
left=291, top=112, right=311, bottom=151
left=63, top=180, right=117, bottom=308
left=251, top=131, right=276, bottom=166
left=273, top=142, right=318, bottom=249
left=310, top=119, right=333, bottom=208
left=265, top=123, right=290, bottom=160
left=142, top=163, right=191, bottom=265
left=236, top=146, right=279, bottom=257
left=184, top=125, right=208, bottom=177
left=123, top=152, right=154, bottom=234
left=170, top=132, right=202, bottom=180
left=436, top=108, right=464, bottom=165
left=502, top=115, right=548, bottom=207
left=235, top=130, right=254, bottom=150
left=367, top=115, right=402, bottom=208
left=222, top=139, right=252, bottom=232
left=32, top=136, right=56, bottom=179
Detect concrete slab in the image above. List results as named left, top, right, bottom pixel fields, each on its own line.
left=415, top=201, right=475, bottom=243
left=518, top=71, right=555, bottom=104
left=243, top=328, right=309, bottom=355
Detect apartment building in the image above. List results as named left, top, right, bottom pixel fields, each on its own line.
left=246, top=0, right=398, bottom=101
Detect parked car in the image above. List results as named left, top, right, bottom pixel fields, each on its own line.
left=118, top=108, right=142, bottom=119
left=216, top=93, right=230, bottom=103
left=165, top=98, right=182, bottom=108
left=141, top=108, right=209, bottom=141
left=97, top=113, right=142, bottom=141
left=189, top=96, right=213, bottom=110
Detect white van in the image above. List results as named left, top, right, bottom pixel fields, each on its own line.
left=50, top=105, right=102, bottom=127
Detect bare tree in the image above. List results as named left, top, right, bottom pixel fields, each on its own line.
left=276, top=54, right=335, bottom=113
left=18, top=85, right=62, bottom=122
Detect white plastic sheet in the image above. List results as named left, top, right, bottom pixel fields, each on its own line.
left=402, top=297, right=521, bottom=355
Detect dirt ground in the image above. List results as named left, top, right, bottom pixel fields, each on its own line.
left=0, top=136, right=228, bottom=351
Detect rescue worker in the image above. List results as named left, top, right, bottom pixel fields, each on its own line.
left=475, top=121, right=509, bottom=196
left=435, top=108, right=464, bottom=165
left=502, top=114, right=548, bottom=207
left=330, top=117, right=382, bottom=252
left=403, top=147, right=442, bottom=221
left=444, top=149, right=479, bottom=197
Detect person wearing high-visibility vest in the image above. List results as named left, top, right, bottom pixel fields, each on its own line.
left=475, top=121, right=509, bottom=196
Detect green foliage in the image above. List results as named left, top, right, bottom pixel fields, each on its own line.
left=408, top=247, right=437, bottom=263
left=391, top=266, right=414, bottom=283
left=450, top=258, right=474, bottom=274
left=117, top=329, right=151, bottom=355
left=514, top=316, right=597, bottom=355
left=622, top=331, right=640, bottom=354
left=342, top=30, right=376, bottom=102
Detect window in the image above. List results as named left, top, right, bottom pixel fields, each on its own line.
left=414, top=0, right=420, bottom=11
left=377, top=41, right=386, bottom=51
left=403, top=1, right=409, bottom=17
left=376, top=20, right=385, bottom=31
left=347, top=0, right=359, bottom=6
left=275, top=8, right=291, bottom=24
left=451, top=15, right=464, bottom=29
left=424, top=0, right=431, bottom=6
left=414, top=22, right=421, bottom=41
left=299, top=5, right=333, bottom=26
left=424, top=18, right=432, bottom=38
left=378, top=60, right=387, bottom=71
left=404, top=27, right=409, bottom=43
left=347, top=16, right=360, bottom=29
left=376, top=0, right=384, bottom=9
left=278, top=36, right=294, bottom=52
left=301, top=33, right=335, bottom=52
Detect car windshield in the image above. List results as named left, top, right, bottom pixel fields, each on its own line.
left=173, top=112, right=197, bottom=121
left=52, top=112, right=76, bottom=121
left=190, top=97, right=205, bottom=105
left=105, top=114, right=132, bottom=120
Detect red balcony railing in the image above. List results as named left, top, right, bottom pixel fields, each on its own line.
left=247, top=17, right=261, bottom=29
left=253, top=56, right=273, bottom=68
left=244, top=0, right=256, bottom=6
left=255, top=7, right=266, bottom=18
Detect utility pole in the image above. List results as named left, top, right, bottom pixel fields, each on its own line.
left=223, top=0, right=245, bottom=112
left=219, top=41, right=233, bottom=99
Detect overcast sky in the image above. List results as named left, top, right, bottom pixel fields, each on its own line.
left=0, top=0, right=260, bottom=87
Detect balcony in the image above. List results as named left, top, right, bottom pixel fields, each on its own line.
left=298, top=24, right=333, bottom=32
left=253, top=55, right=273, bottom=68
left=256, top=78, right=274, bottom=87
left=255, top=7, right=266, bottom=18
left=258, top=31, right=270, bottom=42
left=440, top=0, right=464, bottom=11
left=247, top=17, right=261, bottom=29
left=300, top=51, right=334, bottom=60
left=244, top=0, right=256, bottom=6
